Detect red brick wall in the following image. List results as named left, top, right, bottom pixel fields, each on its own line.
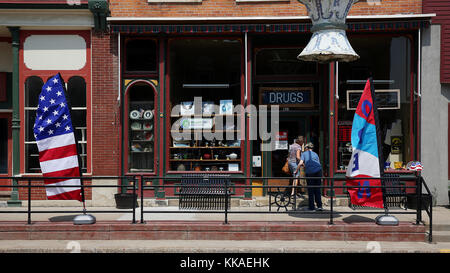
left=91, top=33, right=121, bottom=176
left=18, top=179, right=92, bottom=201
left=109, top=0, right=422, bottom=18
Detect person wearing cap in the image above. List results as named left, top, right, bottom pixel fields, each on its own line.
left=296, top=142, right=323, bottom=211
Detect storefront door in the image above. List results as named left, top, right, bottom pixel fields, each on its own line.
left=271, top=117, right=308, bottom=177
left=0, top=113, right=12, bottom=191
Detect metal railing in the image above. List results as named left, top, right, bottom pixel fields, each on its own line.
left=0, top=174, right=433, bottom=242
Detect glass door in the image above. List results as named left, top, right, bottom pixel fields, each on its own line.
left=126, top=82, right=156, bottom=173
left=271, top=117, right=308, bottom=177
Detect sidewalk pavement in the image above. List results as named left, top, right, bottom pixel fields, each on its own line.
left=0, top=205, right=448, bottom=253
left=1, top=239, right=450, bottom=253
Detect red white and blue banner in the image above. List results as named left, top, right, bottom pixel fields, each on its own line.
left=346, top=79, right=384, bottom=209
left=33, top=74, right=83, bottom=201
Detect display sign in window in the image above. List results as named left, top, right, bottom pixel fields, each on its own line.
left=259, top=87, right=314, bottom=108
left=346, top=89, right=400, bottom=110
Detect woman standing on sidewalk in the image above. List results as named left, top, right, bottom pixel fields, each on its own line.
left=288, top=136, right=304, bottom=196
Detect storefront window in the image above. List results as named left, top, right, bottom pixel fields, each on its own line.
left=25, top=75, right=88, bottom=173
left=127, top=83, right=155, bottom=172
left=0, top=118, right=7, bottom=173
left=255, top=48, right=317, bottom=76
left=168, top=38, right=242, bottom=172
left=67, top=76, right=87, bottom=173
left=125, top=39, right=157, bottom=72
left=337, top=35, right=413, bottom=171
left=25, top=76, right=44, bottom=173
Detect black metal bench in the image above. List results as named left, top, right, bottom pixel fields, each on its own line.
left=347, top=173, right=407, bottom=210
left=178, top=174, right=232, bottom=210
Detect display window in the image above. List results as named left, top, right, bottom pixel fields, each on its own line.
left=124, top=80, right=157, bottom=173
left=0, top=115, right=10, bottom=175
left=19, top=30, right=91, bottom=175
left=24, top=75, right=88, bottom=173
left=124, top=38, right=158, bottom=74
left=167, top=38, right=243, bottom=172
left=336, top=34, right=416, bottom=172
left=254, top=47, right=317, bottom=77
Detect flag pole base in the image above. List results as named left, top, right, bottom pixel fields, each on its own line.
left=375, top=214, right=399, bottom=226
left=73, top=214, right=96, bottom=225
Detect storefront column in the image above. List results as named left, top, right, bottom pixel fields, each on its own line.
left=156, top=36, right=166, bottom=199
left=328, top=62, right=336, bottom=197
left=7, top=26, right=21, bottom=207
left=244, top=32, right=252, bottom=200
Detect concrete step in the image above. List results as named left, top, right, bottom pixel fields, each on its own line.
left=430, top=224, right=450, bottom=242
left=0, top=220, right=427, bottom=242
left=432, top=231, right=450, bottom=242
left=434, top=224, right=450, bottom=231
left=0, top=191, right=11, bottom=201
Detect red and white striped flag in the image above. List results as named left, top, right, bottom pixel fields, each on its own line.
left=33, top=74, right=83, bottom=201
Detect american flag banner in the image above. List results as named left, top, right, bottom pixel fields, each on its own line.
left=33, top=74, right=83, bottom=201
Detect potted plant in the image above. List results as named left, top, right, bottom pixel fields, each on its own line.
left=114, top=193, right=138, bottom=209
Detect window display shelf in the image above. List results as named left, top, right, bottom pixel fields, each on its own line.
left=127, top=89, right=155, bottom=172
left=169, top=97, right=241, bottom=171
left=130, top=169, right=154, bottom=172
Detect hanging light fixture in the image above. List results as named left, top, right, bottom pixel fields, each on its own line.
left=297, top=0, right=360, bottom=63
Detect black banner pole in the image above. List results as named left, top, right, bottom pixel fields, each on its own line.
left=59, top=73, right=95, bottom=225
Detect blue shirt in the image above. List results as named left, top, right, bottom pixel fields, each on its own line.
left=301, top=150, right=322, bottom=174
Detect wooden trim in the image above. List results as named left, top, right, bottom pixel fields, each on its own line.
left=0, top=113, right=12, bottom=180
left=0, top=72, right=6, bottom=102
left=19, top=30, right=91, bottom=174
left=123, top=79, right=158, bottom=175
left=329, top=62, right=336, bottom=179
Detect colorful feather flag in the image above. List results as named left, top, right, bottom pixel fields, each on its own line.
left=346, top=78, right=384, bottom=208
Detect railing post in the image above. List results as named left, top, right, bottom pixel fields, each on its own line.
left=140, top=175, right=144, bottom=224
left=416, top=174, right=422, bottom=224
left=224, top=178, right=229, bottom=225
left=329, top=177, right=334, bottom=225
left=429, top=192, right=433, bottom=243
left=132, top=176, right=136, bottom=224
left=27, top=178, right=31, bottom=225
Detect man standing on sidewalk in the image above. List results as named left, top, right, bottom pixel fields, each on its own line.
left=296, top=142, right=323, bottom=211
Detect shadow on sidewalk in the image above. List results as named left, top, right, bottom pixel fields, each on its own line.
left=287, top=209, right=342, bottom=219
left=49, top=215, right=77, bottom=222
left=342, top=215, right=375, bottom=223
